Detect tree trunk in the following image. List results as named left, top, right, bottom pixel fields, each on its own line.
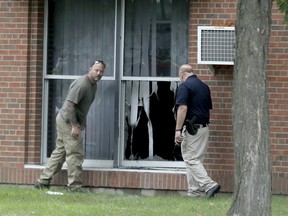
left=228, top=0, right=272, bottom=215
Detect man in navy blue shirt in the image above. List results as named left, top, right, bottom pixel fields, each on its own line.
left=175, top=64, right=220, bottom=198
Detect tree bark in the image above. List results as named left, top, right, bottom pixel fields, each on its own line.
left=228, top=0, right=272, bottom=215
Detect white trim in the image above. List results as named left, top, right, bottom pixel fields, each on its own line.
left=24, top=164, right=186, bottom=174
left=44, top=75, right=115, bottom=81
left=42, top=0, right=49, bottom=163
left=121, top=160, right=185, bottom=168
left=42, top=80, right=49, bottom=163
left=113, top=0, right=118, bottom=81
left=198, top=26, right=235, bottom=31
left=82, top=160, right=114, bottom=168
left=118, top=81, right=126, bottom=166
left=121, top=76, right=180, bottom=82
left=25, top=160, right=113, bottom=170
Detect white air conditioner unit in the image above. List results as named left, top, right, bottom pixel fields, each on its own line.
left=197, top=26, right=235, bottom=65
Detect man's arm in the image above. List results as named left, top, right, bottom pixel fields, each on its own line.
left=175, top=105, right=187, bottom=130
left=62, top=100, right=81, bottom=137
left=62, top=100, right=78, bottom=125
left=175, top=105, right=187, bottom=144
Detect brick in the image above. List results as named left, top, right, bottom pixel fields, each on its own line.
left=0, top=0, right=287, bottom=195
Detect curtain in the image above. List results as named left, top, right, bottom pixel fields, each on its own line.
left=46, top=0, right=116, bottom=160
left=124, top=0, right=153, bottom=77
left=50, top=0, right=115, bottom=76
left=171, top=0, right=189, bottom=75
left=123, top=0, right=189, bottom=161
left=124, top=0, right=189, bottom=77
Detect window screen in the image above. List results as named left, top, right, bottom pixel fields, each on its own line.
left=198, top=26, right=235, bottom=65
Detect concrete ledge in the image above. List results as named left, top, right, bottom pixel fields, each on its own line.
left=24, top=164, right=186, bottom=174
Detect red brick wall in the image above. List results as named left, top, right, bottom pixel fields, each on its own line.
left=269, top=4, right=288, bottom=194
left=187, top=0, right=237, bottom=193
left=189, top=0, right=288, bottom=194
left=0, top=0, right=43, bottom=168
left=0, top=0, right=287, bottom=194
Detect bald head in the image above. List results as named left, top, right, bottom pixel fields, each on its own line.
left=179, top=64, right=194, bottom=74
left=178, top=64, right=194, bottom=82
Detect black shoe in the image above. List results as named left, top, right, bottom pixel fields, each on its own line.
left=66, top=186, right=85, bottom=193
left=33, top=181, right=50, bottom=189
left=206, top=184, right=221, bottom=198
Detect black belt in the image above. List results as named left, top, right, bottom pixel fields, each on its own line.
left=193, top=124, right=208, bottom=129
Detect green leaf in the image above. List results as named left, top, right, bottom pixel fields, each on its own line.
left=276, top=0, right=288, bottom=23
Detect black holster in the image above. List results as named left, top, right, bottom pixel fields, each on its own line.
left=185, top=116, right=198, bottom=135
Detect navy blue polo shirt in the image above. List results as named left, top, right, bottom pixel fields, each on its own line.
left=175, top=75, right=212, bottom=124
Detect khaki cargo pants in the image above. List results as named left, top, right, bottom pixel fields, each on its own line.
left=38, top=113, right=84, bottom=190
left=181, top=127, right=217, bottom=195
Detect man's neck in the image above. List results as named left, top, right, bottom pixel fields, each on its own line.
left=184, top=73, right=194, bottom=81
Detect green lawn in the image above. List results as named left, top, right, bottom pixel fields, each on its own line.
left=0, top=185, right=287, bottom=216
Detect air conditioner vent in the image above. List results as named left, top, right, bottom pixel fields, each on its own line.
left=197, top=26, right=235, bottom=65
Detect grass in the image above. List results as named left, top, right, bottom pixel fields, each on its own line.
left=0, top=185, right=287, bottom=216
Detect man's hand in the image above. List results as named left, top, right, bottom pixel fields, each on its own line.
left=71, top=124, right=81, bottom=138
left=175, top=131, right=184, bottom=144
